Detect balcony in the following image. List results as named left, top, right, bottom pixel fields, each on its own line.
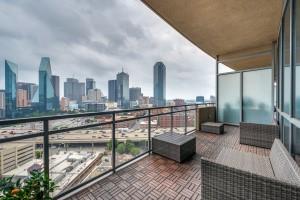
left=66, top=125, right=271, bottom=200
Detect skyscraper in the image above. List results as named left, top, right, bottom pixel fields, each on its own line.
left=108, top=80, right=117, bottom=102
left=116, top=70, right=129, bottom=109
left=5, top=60, right=18, bottom=118
left=86, top=78, right=96, bottom=95
left=17, top=89, right=28, bottom=107
left=153, top=62, right=166, bottom=107
left=64, top=78, right=85, bottom=104
left=17, top=82, right=38, bottom=103
left=87, top=89, right=103, bottom=102
left=51, top=75, right=60, bottom=110
left=129, top=87, right=142, bottom=101
left=0, top=90, right=5, bottom=118
left=39, top=57, right=55, bottom=112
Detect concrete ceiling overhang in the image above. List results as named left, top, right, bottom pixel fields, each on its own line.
left=142, top=0, right=283, bottom=70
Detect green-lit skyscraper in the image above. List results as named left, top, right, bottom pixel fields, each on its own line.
left=5, top=60, right=18, bottom=118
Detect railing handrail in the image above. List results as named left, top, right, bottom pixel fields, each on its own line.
left=0, top=102, right=215, bottom=199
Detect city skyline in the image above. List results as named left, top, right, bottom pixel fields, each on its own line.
left=0, top=0, right=220, bottom=100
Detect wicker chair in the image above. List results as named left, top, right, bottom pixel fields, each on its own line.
left=201, top=139, right=300, bottom=200
left=240, top=122, right=279, bottom=149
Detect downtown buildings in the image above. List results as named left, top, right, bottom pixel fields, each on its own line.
left=153, top=62, right=166, bottom=107
left=64, top=78, right=85, bottom=104
left=108, top=80, right=117, bottom=102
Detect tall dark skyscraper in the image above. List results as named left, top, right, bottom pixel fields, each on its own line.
left=39, top=57, right=55, bottom=112
left=129, top=87, right=142, bottom=101
left=86, top=78, right=96, bottom=95
left=116, top=70, right=129, bottom=108
left=51, top=75, right=60, bottom=110
left=108, top=80, right=117, bottom=102
left=153, top=62, right=166, bottom=107
left=5, top=60, right=18, bottom=118
left=64, top=78, right=85, bottom=104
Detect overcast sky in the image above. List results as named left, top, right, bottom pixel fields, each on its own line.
left=0, top=0, right=220, bottom=100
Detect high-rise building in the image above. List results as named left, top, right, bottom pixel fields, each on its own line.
left=196, top=96, right=205, bottom=103
left=86, top=78, right=96, bottom=96
left=17, top=89, right=28, bottom=107
left=116, top=70, right=129, bottom=108
left=64, top=78, right=85, bottom=104
left=17, top=82, right=38, bottom=103
left=60, top=97, right=70, bottom=111
left=153, top=62, right=166, bottom=107
left=87, top=89, right=103, bottom=102
left=0, top=90, right=5, bottom=109
left=5, top=60, right=18, bottom=118
left=39, top=57, right=55, bottom=112
left=51, top=75, right=60, bottom=110
left=129, top=87, right=142, bottom=101
left=108, top=80, right=118, bottom=102
left=0, top=90, right=5, bottom=118
left=174, top=99, right=185, bottom=106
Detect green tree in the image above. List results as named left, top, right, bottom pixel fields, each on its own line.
left=130, top=147, right=141, bottom=156
left=35, top=150, right=43, bottom=159
left=116, top=143, right=126, bottom=154
left=107, top=139, right=119, bottom=151
left=125, top=140, right=135, bottom=153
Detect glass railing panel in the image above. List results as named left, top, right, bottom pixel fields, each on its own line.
left=115, top=118, right=148, bottom=166
left=0, top=121, right=43, bottom=140
left=49, top=114, right=112, bottom=131
left=0, top=137, right=44, bottom=188
left=172, top=111, right=185, bottom=134
left=187, top=109, right=196, bottom=132
left=49, top=125, right=112, bottom=196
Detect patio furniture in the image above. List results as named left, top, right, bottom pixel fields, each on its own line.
left=196, top=106, right=216, bottom=131
left=240, top=122, right=279, bottom=149
left=201, top=122, right=224, bottom=134
left=201, top=139, right=300, bottom=200
left=152, top=132, right=196, bottom=162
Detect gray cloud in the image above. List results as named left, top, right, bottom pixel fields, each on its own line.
left=0, top=0, right=216, bottom=100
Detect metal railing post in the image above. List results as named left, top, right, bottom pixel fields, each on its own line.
left=43, top=120, right=50, bottom=195
left=171, top=107, right=174, bottom=133
left=184, top=105, right=187, bottom=134
left=148, top=109, right=151, bottom=154
left=112, top=113, right=116, bottom=173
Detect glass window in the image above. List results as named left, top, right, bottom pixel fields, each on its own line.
left=293, top=126, right=300, bottom=155
left=218, top=73, right=241, bottom=124
left=283, top=118, right=290, bottom=150
left=295, top=0, right=300, bottom=119
left=283, top=2, right=291, bottom=114
left=243, top=69, right=273, bottom=124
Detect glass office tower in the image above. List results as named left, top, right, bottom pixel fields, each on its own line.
left=108, top=80, right=117, bottom=102
left=5, top=60, right=18, bottom=118
left=39, top=57, right=55, bottom=112
left=153, top=62, right=166, bottom=107
left=116, top=71, right=129, bottom=109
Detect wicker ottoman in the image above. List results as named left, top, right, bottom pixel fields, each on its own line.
left=201, top=122, right=224, bottom=134
left=152, top=132, right=196, bottom=162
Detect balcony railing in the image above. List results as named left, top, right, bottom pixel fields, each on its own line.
left=0, top=103, right=214, bottom=198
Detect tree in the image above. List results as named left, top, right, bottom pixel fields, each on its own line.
left=125, top=140, right=135, bottom=153
left=116, top=143, right=126, bottom=154
left=130, top=147, right=140, bottom=156
left=107, top=139, right=118, bottom=151
left=35, top=150, right=43, bottom=159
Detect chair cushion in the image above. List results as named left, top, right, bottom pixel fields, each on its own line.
left=216, top=148, right=274, bottom=178
left=270, top=139, right=300, bottom=186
